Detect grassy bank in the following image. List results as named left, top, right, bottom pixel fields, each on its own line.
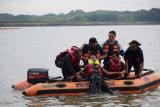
left=0, top=21, right=160, bottom=27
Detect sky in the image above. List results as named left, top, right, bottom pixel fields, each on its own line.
left=0, top=0, right=160, bottom=15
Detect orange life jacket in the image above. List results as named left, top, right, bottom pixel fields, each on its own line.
left=103, top=40, right=119, bottom=54
left=56, top=50, right=80, bottom=67
left=85, top=64, right=103, bottom=78
left=109, top=59, right=122, bottom=71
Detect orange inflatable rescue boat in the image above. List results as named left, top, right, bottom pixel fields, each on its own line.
left=12, top=68, right=160, bottom=96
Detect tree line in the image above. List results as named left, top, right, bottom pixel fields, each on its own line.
left=0, top=8, right=160, bottom=25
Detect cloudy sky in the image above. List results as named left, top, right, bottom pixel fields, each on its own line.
left=0, top=0, right=160, bottom=15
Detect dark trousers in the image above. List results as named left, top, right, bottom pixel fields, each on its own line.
left=100, top=79, right=113, bottom=94
left=55, top=59, right=80, bottom=80
left=128, top=63, right=141, bottom=75
left=55, top=59, right=68, bottom=80
left=89, top=78, right=113, bottom=95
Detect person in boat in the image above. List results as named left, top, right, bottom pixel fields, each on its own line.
left=124, top=40, right=144, bottom=78
left=82, top=37, right=107, bottom=65
left=101, top=31, right=124, bottom=64
left=103, top=51, right=126, bottom=79
left=55, top=47, right=82, bottom=81
left=79, top=55, right=114, bottom=95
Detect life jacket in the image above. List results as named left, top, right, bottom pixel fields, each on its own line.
left=103, top=40, right=119, bottom=54
left=56, top=49, right=80, bottom=67
left=109, top=59, right=122, bottom=71
left=85, top=64, right=103, bottom=78
left=83, top=44, right=101, bottom=59
left=71, top=46, right=78, bottom=51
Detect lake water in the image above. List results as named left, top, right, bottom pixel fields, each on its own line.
left=0, top=25, right=160, bottom=107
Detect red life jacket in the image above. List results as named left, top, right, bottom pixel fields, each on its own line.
left=109, top=59, right=122, bottom=71
left=84, top=50, right=101, bottom=59
left=82, top=44, right=101, bottom=59
left=71, top=46, right=78, bottom=51
left=85, top=64, right=103, bottom=78
left=56, top=50, right=80, bottom=67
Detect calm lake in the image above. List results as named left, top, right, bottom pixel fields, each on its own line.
left=0, top=25, right=160, bottom=107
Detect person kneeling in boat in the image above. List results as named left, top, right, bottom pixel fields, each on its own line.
left=55, top=47, right=82, bottom=81
left=124, top=40, right=144, bottom=78
left=81, top=37, right=107, bottom=65
left=103, top=51, right=126, bottom=79
left=79, top=55, right=114, bottom=95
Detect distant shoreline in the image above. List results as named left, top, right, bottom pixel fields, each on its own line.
left=0, top=21, right=160, bottom=27
left=1, top=8, right=160, bottom=27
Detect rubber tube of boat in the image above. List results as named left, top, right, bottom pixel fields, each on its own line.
left=12, top=80, right=34, bottom=90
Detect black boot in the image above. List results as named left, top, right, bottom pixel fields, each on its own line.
left=89, top=80, right=97, bottom=95
left=101, top=79, right=114, bottom=95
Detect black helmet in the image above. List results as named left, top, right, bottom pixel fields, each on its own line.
left=89, top=37, right=98, bottom=44
left=129, top=40, right=141, bottom=46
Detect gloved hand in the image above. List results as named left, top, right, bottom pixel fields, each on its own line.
left=75, top=72, right=83, bottom=81
left=66, top=75, right=74, bottom=81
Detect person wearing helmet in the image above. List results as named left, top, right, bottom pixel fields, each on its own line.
left=82, top=37, right=107, bottom=65
left=124, top=40, right=144, bottom=78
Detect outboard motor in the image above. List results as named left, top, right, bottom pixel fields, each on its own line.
left=27, top=68, right=49, bottom=84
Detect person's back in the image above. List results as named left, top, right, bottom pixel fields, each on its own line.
left=102, top=31, right=124, bottom=63
left=55, top=48, right=82, bottom=81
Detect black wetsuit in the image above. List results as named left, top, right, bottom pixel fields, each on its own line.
left=124, top=47, right=144, bottom=75
left=55, top=53, right=80, bottom=80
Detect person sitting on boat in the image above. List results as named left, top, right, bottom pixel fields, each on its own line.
left=79, top=55, right=114, bottom=95
left=81, top=37, right=107, bottom=65
left=124, top=40, right=144, bottom=78
left=101, top=31, right=124, bottom=64
left=55, top=47, right=82, bottom=81
left=103, top=51, right=126, bottom=79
